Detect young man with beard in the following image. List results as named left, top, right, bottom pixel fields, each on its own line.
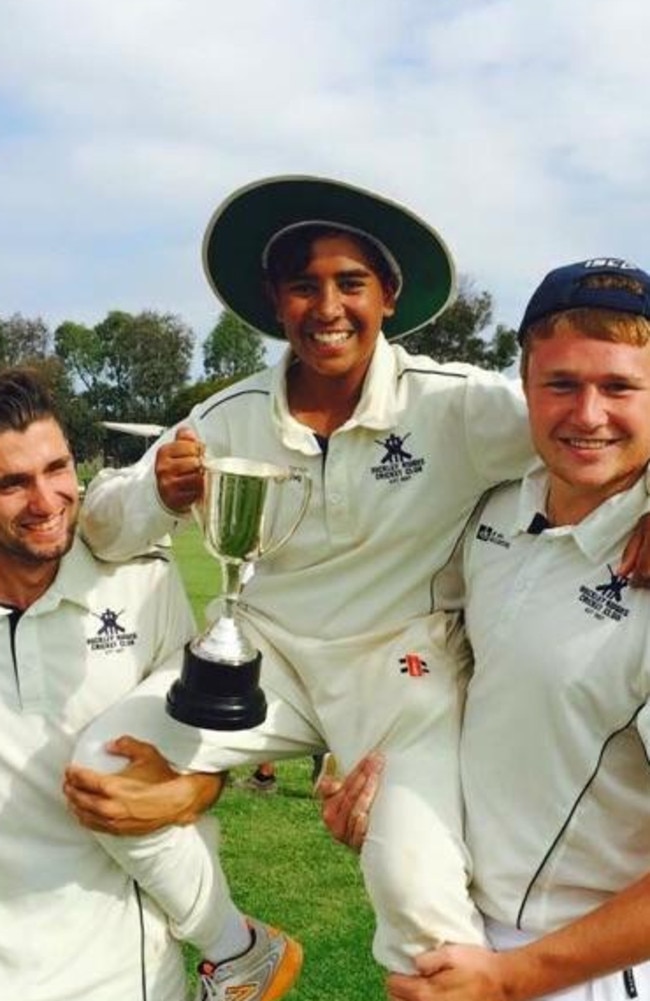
left=0, top=368, right=298, bottom=1001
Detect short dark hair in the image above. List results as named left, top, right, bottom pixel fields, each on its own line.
left=264, top=223, right=400, bottom=293
left=0, top=367, right=62, bottom=434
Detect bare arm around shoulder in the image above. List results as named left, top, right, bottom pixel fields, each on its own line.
left=64, top=735, right=225, bottom=836
left=321, top=755, right=650, bottom=1000
left=386, top=874, right=650, bottom=1000
left=81, top=426, right=205, bottom=561
left=619, top=513, right=650, bottom=587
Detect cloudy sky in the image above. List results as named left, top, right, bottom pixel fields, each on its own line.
left=2, top=0, right=649, bottom=371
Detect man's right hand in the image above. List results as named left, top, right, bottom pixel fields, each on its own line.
left=317, top=752, right=384, bottom=851
left=64, top=736, right=225, bottom=836
left=155, top=426, right=205, bottom=513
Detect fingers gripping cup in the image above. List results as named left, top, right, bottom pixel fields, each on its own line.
left=166, top=456, right=311, bottom=730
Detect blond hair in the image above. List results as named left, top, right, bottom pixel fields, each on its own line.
left=520, top=275, right=650, bottom=379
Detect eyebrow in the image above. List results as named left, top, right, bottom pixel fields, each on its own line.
left=286, top=266, right=374, bottom=281
left=0, top=453, right=74, bottom=488
left=543, top=368, right=647, bottom=384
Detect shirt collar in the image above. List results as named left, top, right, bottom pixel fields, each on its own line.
left=271, top=333, right=399, bottom=452
left=0, top=535, right=97, bottom=618
left=512, top=463, right=650, bottom=563
left=348, top=334, right=399, bottom=430
left=30, top=535, right=99, bottom=614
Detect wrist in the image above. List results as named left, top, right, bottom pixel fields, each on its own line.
left=494, top=942, right=561, bottom=1001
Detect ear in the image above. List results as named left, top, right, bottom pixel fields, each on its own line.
left=264, top=280, right=283, bottom=322
left=382, top=285, right=397, bottom=318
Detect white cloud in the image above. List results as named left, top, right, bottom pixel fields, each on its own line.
left=1, top=0, right=650, bottom=367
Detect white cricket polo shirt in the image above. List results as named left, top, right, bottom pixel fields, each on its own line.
left=0, top=537, right=194, bottom=1000
left=458, top=467, right=650, bottom=934
left=82, top=334, right=533, bottom=643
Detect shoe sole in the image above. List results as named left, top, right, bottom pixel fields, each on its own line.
left=265, top=937, right=303, bottom=1001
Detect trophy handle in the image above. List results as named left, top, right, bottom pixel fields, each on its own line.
left=260, top=468, right=312, bottom=559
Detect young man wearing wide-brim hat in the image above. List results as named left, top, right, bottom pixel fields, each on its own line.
left=74, top=175, right=537, bottom=995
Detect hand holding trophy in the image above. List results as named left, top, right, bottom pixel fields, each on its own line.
left=166, top=456, right=310, bottom=730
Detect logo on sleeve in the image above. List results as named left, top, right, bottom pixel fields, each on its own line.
left=476, top=523, right=511, bottom=549
left=87, top=608, right=138, bottom=652
left=371, top=432, right=425, bottom=484
left=578, top=566, right=629, bottom=621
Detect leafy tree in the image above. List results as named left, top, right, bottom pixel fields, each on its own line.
left=0, top=313, right=51, bottom=366
left=203, top=311, right=267, bottom=380
left=55, top=321, right=105, bottom=393
left=55, top=310, right=195, bottom=424
left=400, top=278, right=519, bottom=372
left=164, top=375, right=241, bottom=427
left=96, top=310, right=194, bottom=421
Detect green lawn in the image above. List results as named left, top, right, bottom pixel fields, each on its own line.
left=172, top=525, right=385, bottom=1000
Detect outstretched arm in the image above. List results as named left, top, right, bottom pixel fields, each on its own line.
left=64, top=735, right=225, bottom=836
left=387, top=872, right=650, bottom=1001
left=81, top=426, right=205, bottom=560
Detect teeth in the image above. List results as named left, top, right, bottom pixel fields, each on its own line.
left=565, top=439, right=612, bottom=449
left=23, top=515, right=63, bottom=532
left=312, top=331, right=351, bottom=345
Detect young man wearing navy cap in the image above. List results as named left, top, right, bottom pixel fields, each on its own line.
left=71, top=182, right=650, bottom=1000
left=355, top=257, right=650, bottom=1001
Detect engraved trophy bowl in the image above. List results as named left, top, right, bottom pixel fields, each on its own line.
left=166, top=456, right=311, bottom=730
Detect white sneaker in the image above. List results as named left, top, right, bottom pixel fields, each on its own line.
left=194, top=918, right=303, bottom=1001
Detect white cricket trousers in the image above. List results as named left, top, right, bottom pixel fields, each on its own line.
left=75, top=610, right=484, bottom=972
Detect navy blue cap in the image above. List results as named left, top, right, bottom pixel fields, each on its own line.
left=518, top=258, right=650, bottom=343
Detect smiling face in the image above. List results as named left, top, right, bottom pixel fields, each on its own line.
left=523, top=317, right=650, bottom=523
left=0, top=417, right=79, bottom=568
left=269, top=233, right=396, bottom=389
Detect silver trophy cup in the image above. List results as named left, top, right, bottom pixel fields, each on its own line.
left=166, top=456, right=311, bottom=729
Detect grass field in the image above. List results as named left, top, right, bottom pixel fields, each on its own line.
left=172, top=524, right=385, bottom=1000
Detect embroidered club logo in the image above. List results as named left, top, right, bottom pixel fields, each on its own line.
left=400, top=653, right=429, bottom=677
left=371, top=431, right=425, bottom=484
left=578, top=565, right=630, bottom=622
left=87, top=608, right=138, bottom=652
left=97, top=608, right=125, bottom=635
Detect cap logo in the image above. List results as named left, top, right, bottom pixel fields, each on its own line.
left=583, top=258, right=637, bottom=271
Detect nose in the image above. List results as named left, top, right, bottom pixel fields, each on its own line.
left=313, top=281, right=344, bottom=321
left=26, top=478, right=61, bottom=515
left=572, top=385, right=607, bottom=428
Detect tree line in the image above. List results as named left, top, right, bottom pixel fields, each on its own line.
left=0, top=279, right=518, bottom=467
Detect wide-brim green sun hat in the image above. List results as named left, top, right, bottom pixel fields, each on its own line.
left=202, top=175, right=456, bottom=341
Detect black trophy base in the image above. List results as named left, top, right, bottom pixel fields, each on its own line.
left=166, top=644, right=267, bottom=730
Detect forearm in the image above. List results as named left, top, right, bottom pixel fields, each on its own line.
left=494, top=874, right=650, bottom=999
left=66, top=737, right=226, bottom=836
left=81, top=458, right=183, bottom=561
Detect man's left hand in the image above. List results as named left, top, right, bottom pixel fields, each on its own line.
left=63, top=735, right=225, bottom=836
left=387, top=945, right=510, bottom=1001
left=619, top=513, right=650, bottom=586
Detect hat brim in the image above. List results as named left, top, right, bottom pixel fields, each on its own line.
left=202, top=175, right=456, bottom=341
